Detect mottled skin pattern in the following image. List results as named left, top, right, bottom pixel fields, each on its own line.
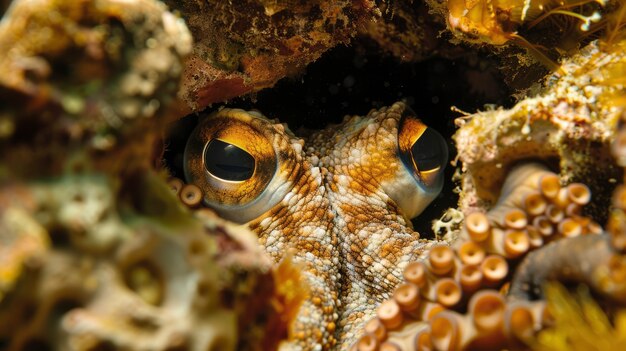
left=185, top=102, right=445, bottom=350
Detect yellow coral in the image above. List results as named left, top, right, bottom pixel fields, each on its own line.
left=534, top=283, right=626, bottom=351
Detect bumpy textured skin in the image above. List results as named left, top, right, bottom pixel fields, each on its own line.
left=214, top=102, right=439, bottom=350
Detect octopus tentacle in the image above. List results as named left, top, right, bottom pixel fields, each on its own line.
left=353, top=161, right=599, bottom=350
left=508, top=234, right=626, bottom=302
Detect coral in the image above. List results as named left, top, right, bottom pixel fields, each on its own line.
left=0, top=0, right=192, bottom=178
left=0, top=175, right=237, bottom=351
left=533, top=284, right=626, bottom=351
left=0, top=1, right=279, bottom=350
left=446, top=0, right=605, bottom=46
left=161, top=0, right=379, bottom=110
left=444, top=0, right=611, bottom=67
left=357, top=0, right=460, bottom=62
left=440, top=0, right=626, bottom=87
left=454, top=40, right=623, bottom=223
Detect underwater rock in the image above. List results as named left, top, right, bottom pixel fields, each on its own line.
left=357, top=0, right=458, bottom=62
left=0, top=1, right=279, bottom=350
left=1, top=176, right=223, bottom=350
left=454, top=40, right=624, bottom=222
left=0, top=0, right=192, bottom=177
left=0, top=173, right=278, bottom=351
left=163, top=0, right=378, bottom=110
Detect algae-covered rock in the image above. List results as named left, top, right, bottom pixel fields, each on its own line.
left=0, top=0, right=191, bottom=177
left=0, top=1, right=278, bottom=350
left=454, top=41, right=624, bottom=222
left=163, top=0, right=378, bottom=110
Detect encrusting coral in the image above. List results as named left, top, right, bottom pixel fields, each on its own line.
left=0, top=1, right=285, bottom=350
left=0, top=175, right=240, bottom=351
left=161, top=0, right=380, bottom=110
left=440, top=0, right=625, bottom=86
left=445, top=0, right=608, bottom=47
left=454, top=42, right=623, bottom=222
left=0, top=0, right=193, bottom=178
left=521, top=97, right=626, bottom=351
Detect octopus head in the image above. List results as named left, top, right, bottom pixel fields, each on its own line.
left=182, top=103, right=448, bottom=225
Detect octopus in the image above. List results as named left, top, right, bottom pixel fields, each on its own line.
left=177, top=96, right=622, bottom=351
left=169, top=6, right=626, bottom=346
left=182, top=101, right=449, bottom=350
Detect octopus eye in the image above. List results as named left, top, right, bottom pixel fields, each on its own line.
left=204, top=139, right=255, bottom=182
left=411, top=127, right=448, bottom=187
left=183, top=108, right=288, bottom=224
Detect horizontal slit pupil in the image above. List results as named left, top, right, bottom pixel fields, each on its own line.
left=216, top=163, right=253, bottom=173
left=215, top=163, right=251, bottom=172
left=398, top=123, right=448, bottom=191
left=204, top=139, right=255, bottom=181
left=411, top=127, right=447, bottom=172
left=414, top=155, right=439, bottom=170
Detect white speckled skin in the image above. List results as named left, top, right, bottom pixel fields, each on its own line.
left=186, top=102, right=446, bottom=350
